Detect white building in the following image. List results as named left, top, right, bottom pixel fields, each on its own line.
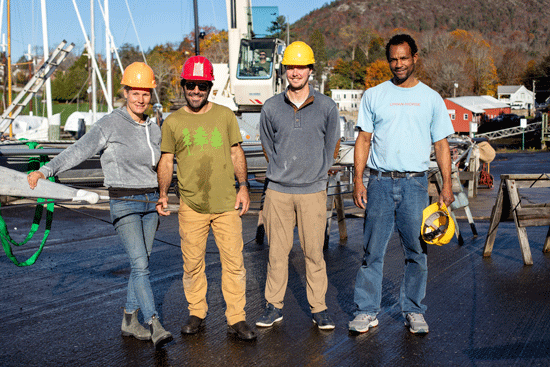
left=497, top=85, right=534, bottom=110
left=331, top=89, right=364, bottom=111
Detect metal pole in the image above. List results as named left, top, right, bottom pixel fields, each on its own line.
left=7, top=0, right=12, bottom=137
left=105, top=0, right=112, bottom=112
left=194, top=0, right=199, bottom=55
left=91, top=0, right=96, bottom=125
left=40, top=0, right=53, bottom=128
left=72, top=0, right=112, bottom=112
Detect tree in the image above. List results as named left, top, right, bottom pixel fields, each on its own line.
left=267, top=15, right=287, bottom=39
left=193, top=127, right=209, bottom=150
left=211, top=127, right=223, bottom=148
left=119, top=43, right=142, bottom=67
left=329, top=58, right=366, bottom=90
left=364, top=60, right=392, bottom=89
left=182, top=128, right=193, bottom=155
left=201, top=29, right=229, bottom=63
left=51, top=52, right=89, bottom=102
left=309, top=29, right=328, bottom=85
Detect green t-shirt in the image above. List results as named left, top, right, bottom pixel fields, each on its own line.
left=161, top=103, right=243, bottom=214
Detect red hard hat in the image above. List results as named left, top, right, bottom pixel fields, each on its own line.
left=181, top=55, right=214, bottom=81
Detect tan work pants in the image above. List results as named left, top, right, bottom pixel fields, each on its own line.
left=178, top=200, right=246, bottom=325
left=262, top=189, right=328, bottom=313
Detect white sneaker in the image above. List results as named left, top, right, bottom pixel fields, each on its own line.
left=348, top=313, right=378, bottom=333
left=405, top=313, right=429, bottom=334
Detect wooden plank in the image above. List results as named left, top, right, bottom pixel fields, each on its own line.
left=517, top=218, right=550, bottom=227
left=514, top=180, right=550, bottom=189
left=516, top=207, right=550, bottom=227
left=484, top=180, right=505, bottom=257
left=334, top=181, right=348, bottom=243
left=506, top=179, right=533, bottom=265
left=459, top=171, right=475, bottom=180
left=501, top=173, right=550, bottom=180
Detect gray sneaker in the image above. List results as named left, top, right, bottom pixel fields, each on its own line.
left=405, top=313, right=429, bottom=334
left=256, top=303, right=283, bottom=327
left=349, top=313, right=378, bottom=333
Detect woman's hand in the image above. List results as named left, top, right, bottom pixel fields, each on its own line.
left=27, top=171, right=46, bottom=189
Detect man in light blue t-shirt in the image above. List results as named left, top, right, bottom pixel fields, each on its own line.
left=349, top=34, right=455, bottom=335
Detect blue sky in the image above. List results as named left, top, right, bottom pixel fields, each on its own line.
left=3, top=0, right=331, bottom=62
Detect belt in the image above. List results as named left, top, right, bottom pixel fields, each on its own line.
left=370, top=169, right=426, bottom=178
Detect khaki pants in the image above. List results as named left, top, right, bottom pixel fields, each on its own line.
left=262, top=189, right=328, bottom=313
left=178, top=200, right=246, bottom=325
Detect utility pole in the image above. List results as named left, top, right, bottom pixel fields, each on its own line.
left=532, top=80, right=536, bottom=116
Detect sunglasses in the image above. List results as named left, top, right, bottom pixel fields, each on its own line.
left=184, top=81, right=209, bottom=91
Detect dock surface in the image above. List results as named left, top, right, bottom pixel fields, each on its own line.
left=1, top=152, right=550, bottom=366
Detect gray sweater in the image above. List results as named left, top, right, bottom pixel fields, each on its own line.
left=40, top=107, right=161, bottom=189
left=260, top=86, right=340, bottom=194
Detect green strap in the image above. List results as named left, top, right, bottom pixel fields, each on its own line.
left=0, top=141, right=55, bottom=266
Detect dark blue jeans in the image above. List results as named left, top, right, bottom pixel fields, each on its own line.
left=110, top=192, right=159, bottom=323
left=353, top=173, right=429, bottom=316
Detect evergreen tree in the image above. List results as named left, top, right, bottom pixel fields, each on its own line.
left=193, top=127, right=209, bottom=150
left=51, top=53, right=89, bottom=102
left=267, top=16, right=287, bottom=39
left=210, top=127, right=223, bottom=148
left=310, top=29, right=328, bottom=85
left=182, top=128, right=193, bottom=155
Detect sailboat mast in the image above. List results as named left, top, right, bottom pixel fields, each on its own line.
left=7, top=0, right=11, bottom=137
left=40, top=0, right=53, bottom=128
left=105, top=0, right=112, bottom=112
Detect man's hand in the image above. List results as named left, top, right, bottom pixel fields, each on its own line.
left=235, top=186, right=250, bottom=216
left=353, top=178, right=367, bottom=209
left=27, top=171, right=46, bottom=190
left=156, top=194, right=171, bottom=216
left=438, top=186, right=455, bottom=208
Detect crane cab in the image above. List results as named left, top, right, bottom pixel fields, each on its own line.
left=234, top=38, right=286, bottom=112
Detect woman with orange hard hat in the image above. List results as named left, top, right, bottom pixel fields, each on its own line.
left=27, top=62, right=172, bottom=349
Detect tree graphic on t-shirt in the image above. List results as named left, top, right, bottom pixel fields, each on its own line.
left=211, top=127, right=223, bottom=149
left=194, top=127, right=209, bottom=150
left=182, top=128, right=193, bottom=155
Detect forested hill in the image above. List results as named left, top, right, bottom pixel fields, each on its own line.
left=293, top=0, right=550, bottom=58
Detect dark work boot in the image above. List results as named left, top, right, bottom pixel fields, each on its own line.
left=121, top=309, right=151, bottom=340
left=228, top=321, right=257, bottom=340
left=148, top=316, right=173, bottom=349
left=181, top=315, right=204, bottom=335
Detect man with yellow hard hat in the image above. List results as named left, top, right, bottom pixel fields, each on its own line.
left=256, top=41, right=340, bottom=330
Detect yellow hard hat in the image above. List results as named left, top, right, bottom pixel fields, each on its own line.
left=281, top=41, right=315, bottom=66
left=121, top=62, right=157, bottom=89
left=421, top=203, right=455, bottom=246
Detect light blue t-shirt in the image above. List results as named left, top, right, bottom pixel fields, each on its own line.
left=356, top=80, right=454, bottom=172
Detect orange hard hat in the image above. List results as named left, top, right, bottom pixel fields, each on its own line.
left=121, top=62, right=157, bottom=89
left=181, top=55, right=214, bottom=81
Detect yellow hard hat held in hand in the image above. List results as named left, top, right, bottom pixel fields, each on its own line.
left=421, top=202, right=455, bottom=246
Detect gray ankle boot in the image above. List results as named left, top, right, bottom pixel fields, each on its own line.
left=121, top=309, right=151, bottom=340
left=148, top=316, right=173, bottom=349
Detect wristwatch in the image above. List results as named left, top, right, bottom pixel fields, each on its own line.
left=238, top=181, right=250, bottom=189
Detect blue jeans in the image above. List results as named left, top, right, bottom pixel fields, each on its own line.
left=110, top=192, right=159, bottom=323
left=353, top=173, right=429, bottom=316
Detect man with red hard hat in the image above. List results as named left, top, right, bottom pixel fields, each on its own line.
left=156, top=56, right=256, bottom=340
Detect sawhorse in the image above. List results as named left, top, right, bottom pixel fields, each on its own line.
left=483, top=174, right=550, bottom=265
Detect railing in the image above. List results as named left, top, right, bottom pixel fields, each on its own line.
left=476, top=122, right=541, bottom=140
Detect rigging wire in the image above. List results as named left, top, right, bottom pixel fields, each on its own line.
left=123, top=0, right=160, bottom=103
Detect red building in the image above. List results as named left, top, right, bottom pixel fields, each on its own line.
left=445, top=96, right=510, bottom=134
